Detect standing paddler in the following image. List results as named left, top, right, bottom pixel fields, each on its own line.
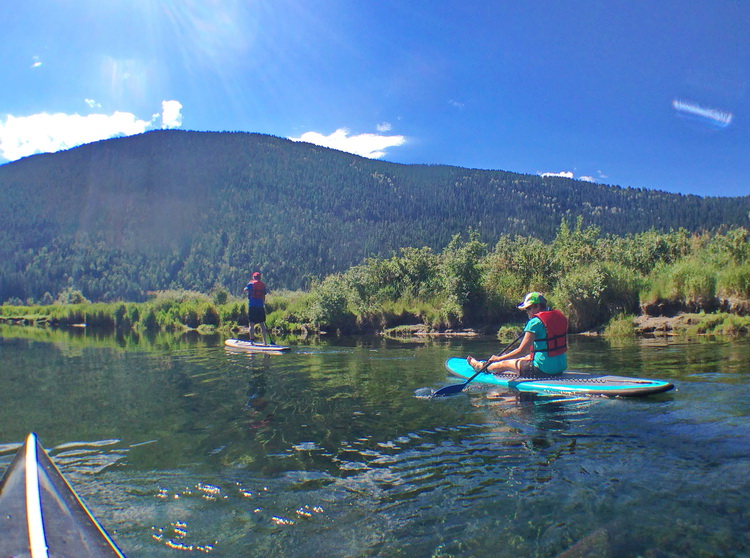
left=244, top=271, right=269, bottom=345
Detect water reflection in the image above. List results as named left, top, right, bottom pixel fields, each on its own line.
left=1, top=329, right=750, bottom=556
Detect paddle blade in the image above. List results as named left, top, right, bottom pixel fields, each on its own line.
left=432, top=382, right=467, bottom=397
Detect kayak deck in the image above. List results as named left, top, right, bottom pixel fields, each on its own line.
left=0, top=433, right=125, bottom=557
left=225, top=338, right=291, bottom=352
left=445, top=357, right=674, bottom=397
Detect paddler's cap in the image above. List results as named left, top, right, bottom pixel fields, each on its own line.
left=518, top=292, right=546, bottom=310
left=252, top=272, right=261, bottom=279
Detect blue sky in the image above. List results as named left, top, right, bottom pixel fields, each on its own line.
left=1, top=1, right=748, bottom=197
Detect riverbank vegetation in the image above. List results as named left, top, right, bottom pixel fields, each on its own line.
left=4, top=130, right=750, bottom=305
left=2, top=221, right=749, bottom=337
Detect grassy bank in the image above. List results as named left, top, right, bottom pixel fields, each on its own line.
left=3, top=223, right=750, bottom=338
left=0, top=289, right=314, bottom=337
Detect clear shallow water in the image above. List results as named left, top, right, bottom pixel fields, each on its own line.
left=1, top=330, right=749, bottom=557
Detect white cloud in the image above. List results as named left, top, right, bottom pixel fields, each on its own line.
left=161, top=100, right=183, bottom=129
left=85, top=99, right=101, bottom=109
left=539, top=170, right=606, bottom=183
left=376, top=122, right=392, bottom=132
left=0, top=100, right=183, bottom=162
left=672, top=98, right=732, bottom=128
left=540, top=171, right=575, bottom=179
left=289, top=128, right=406, bottom=159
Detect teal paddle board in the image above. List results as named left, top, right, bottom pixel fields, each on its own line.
left=444, top=357, right=674, bottom=397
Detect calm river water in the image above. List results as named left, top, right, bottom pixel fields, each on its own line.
left=1, top=327, right=749, bottom=557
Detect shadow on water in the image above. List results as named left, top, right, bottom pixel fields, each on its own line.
left=1, top=328, right=750, bottom=556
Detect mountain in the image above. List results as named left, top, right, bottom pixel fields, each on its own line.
left=1, top=130, right=749, bottom=302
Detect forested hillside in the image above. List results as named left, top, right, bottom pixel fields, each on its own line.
left=1, top=130, right=749, bottom=303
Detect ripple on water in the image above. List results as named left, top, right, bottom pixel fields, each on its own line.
left=105, top=420, right=541, bottom=555
left=47, top=439, right=129, bottom=477
left=123, top=473, right=338, bottom=556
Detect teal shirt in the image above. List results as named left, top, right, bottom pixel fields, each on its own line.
left=524, top=316, right=567, bottom=374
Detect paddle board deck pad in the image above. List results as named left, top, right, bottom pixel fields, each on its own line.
left=444, top=357, right=674, bottom=397
left=225, top=338, right=291, bottom=352
left=0, top=433, right=125, bottom=557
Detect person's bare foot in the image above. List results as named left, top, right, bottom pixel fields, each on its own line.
left=467, top=356, right=483, bottom=370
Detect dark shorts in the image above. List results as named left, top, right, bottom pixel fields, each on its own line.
left=518, top=359, right=544, bottom=375
left=517, top=359, right=563, bottom=376
left=248, top=306, right=266, bottom=323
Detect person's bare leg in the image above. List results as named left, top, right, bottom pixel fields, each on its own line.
left=487, top=359, right=519, bottom=374
left=468, top=356, right=518, bottom=374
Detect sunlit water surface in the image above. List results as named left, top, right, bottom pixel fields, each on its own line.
left=1, top=329, right=749, bottom=557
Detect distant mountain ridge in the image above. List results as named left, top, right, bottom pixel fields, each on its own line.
left=1, top=129, right=748, bottom=302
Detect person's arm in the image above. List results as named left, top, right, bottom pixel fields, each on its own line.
left=488, top=331, right=535, bottom=362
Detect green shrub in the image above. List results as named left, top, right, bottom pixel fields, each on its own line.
left=684, top=313, right=750, bottom=336
left=56, top=288, right=89, bottom=305
left=642, top=258, right=718, bottom=309
left=140, top=309, right=158, bottom=330
left=201, top=304, right=221, bottom=327
left=550, top=217, right=601, bottom=277
left=489, top=234, right=553, bottom=287
left=552, top=262, right=642, bottom=332
left=706, top=227, right=750, bottom=266
left=218, top=302, right=244, bottom=325
left=496, top=325, right=524, bottom=341
left=603, top=313, right=636, bottom=339
left=553, top=265, right=606, bottom=332
left=670, top=259, right=717, bottom=302
left=306, top=274, right=355, bottom=331
left=114, top=304, right=128, bottom=328
left=183, top=308, right=200, bottom=328
left=438, top=231, right=487, bottom=321
left=127, top=305, right=140, bottom=325
left=640, top=263, right=670, bottom=305
left=211, top=286, right=230, bottom=305
left=718, top=264, right=750, bottom=298
left=715, top=314, right=750, bottom=335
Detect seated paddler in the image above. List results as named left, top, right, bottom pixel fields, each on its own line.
left=468, top=292, right=568, bottom=376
